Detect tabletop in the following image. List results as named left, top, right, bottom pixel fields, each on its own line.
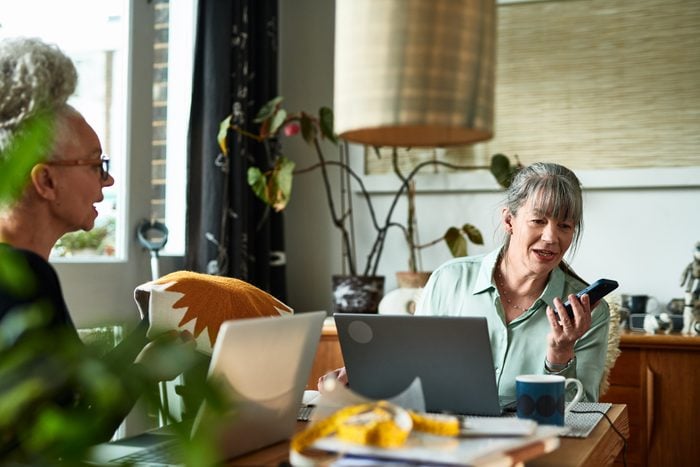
left=228, top=404, right=629, bottom=466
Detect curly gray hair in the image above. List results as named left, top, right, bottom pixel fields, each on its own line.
left=0, top=37, right=77, bottom=152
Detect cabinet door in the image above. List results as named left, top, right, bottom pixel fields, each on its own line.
left=645, top=349, right=700, bottom=466
left=601, top=348, right=646, bottom=467
left=602, top=341, right=700, bottom=467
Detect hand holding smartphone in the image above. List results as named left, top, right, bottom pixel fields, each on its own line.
left=557, top=278, right=619, bottom=320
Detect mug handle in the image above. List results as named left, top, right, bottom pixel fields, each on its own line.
left=564, top=378, right=584, bottom=416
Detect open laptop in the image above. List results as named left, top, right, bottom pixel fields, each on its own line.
left=334, top=313, right=505, bottom=416
left=87, top=311, right=326, bottom=465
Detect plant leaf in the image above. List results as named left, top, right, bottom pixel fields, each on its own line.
left=269, top=156, right=295, bottom=211
left=490, top=153, right=513, bottom=188
left=300, top=114, right=316, bottom=144
left=0, top=246, right=38, bottom=298
left=319, top=107, right=337, bottom=144
left=247, top=167, right=268, bottom=204
left=0, top=112, right=53, bottom=206
left=217, top=115, right=231, bottom=156
left=254, top=96, right=284, bottom=123
left=444, top=227, right=467, bottom=257
left=246, top=156, right=296, bottom=212
left=269, top=109, right=287, bottom=136
left=462, top=224, right=484, bottom=245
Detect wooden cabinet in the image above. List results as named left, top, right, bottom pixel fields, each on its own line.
left=307, top=324, right=343, bottom=389
left=600, top=331, right=700, bottom=467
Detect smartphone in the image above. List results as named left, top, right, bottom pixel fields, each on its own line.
left=558, top=278, right=619, bottom=319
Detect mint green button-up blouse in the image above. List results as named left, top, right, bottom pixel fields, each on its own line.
left=415, top=248, right=610, bottom=402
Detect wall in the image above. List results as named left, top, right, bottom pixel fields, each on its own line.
left=280, top=0, right=699, bottom=314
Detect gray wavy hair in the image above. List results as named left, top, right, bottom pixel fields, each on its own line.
left=0, top=37, right=77, bottom=152
left=503, top=162, right=584, bottom=255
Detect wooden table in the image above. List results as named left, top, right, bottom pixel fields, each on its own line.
left=527, top=404, right=629, bottom=466
left=228, top=404, right=629, bottom=466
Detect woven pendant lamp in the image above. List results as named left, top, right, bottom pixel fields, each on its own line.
left=334, top=0, right=496, bottom=148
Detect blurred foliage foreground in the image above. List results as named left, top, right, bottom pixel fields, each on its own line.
left=0, top=116, right=231, bottom=465
left=0, top=305, right=231, bottom=466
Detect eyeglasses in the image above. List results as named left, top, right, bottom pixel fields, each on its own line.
left=46, top=155, right=111, bottom=181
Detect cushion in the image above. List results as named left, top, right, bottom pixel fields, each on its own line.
left=134, top=270, right=293, bottom=354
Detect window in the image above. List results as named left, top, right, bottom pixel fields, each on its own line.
left=2, top=0, right=195, bottom=259
left=1, top=0, right=127, bottom=260
left=1, top=2, right=194, bottom=367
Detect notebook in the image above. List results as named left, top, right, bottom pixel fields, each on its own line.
left=334, top=313, right=504, bottom=416
left=87, top=311, right=326, bottom=465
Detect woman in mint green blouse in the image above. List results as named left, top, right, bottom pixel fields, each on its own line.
left=416, top=162, right=609, bottom=402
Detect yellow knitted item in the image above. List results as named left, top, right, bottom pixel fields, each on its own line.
left=290, top=401, right=460, bottom=455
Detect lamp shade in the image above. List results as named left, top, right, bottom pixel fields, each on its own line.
left=334, top=0, right=496, bottom=148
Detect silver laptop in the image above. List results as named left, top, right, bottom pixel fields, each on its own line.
left=87, top=311, right=326, bottom=465
left=334, top=313, right=504, bottom=416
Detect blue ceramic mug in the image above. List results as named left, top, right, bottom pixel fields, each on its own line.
left=515, top=375, right=583, bottom=426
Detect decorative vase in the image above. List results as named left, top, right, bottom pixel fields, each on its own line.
left=395, top=271, right=432, bottom=289
left=378, top=271, right=432, bottom=315
left=331, top=275, right=385, bottom=314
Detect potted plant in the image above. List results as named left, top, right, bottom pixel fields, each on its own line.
left=393, top=151, right=521, bottom=275
left=219, top=97, right=520, bottom=313
left=374, top=150, right=521, bottom=314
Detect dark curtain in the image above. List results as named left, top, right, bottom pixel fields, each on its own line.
left=186, top=0, right=286, bottom=301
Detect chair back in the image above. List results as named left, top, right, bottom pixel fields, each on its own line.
left=599, top=295, right=622, bottom=396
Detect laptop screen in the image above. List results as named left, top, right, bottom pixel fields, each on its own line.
left=334, top=313, right=502, bottom=416
left=87, top=311, right=326, bottom=465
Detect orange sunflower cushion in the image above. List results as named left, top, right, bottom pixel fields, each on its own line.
left=134, top=270, right=293, bottom=354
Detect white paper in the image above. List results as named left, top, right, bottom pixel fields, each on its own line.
left=310, top=377, right=426, bottom=422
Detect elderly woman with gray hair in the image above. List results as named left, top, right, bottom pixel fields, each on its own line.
left=321, top=163, right=611, bottom=404
left=416, top=162, right=610, bottom=403
left=0, top=37, right=196, bottom=447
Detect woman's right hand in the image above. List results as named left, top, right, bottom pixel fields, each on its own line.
left=317, top=366, right=348, bottom=392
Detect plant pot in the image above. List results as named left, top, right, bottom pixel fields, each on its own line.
left=378, top=271, right=432, bottom=315
left=331, top=275, right=385, bottom=314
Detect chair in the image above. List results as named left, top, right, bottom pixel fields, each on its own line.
left=599, top=295, right=622, bottom=397
left=77, top=324, right=125, bottom=356
left=77, top=324, right=127, bottom=439
left=133, top=270, right=294, bottom=424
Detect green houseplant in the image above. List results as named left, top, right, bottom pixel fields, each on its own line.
left=391, top=150, right=521, bottom=275
left=219, top=97, right=520, bottom=312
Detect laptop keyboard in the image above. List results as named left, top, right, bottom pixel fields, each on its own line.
left=109, top=439, right=182, bottom=465
left=297, top=404, right=314, bottom=421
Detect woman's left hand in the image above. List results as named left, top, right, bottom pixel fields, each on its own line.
left=545, top=294, right=592, bottom=365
